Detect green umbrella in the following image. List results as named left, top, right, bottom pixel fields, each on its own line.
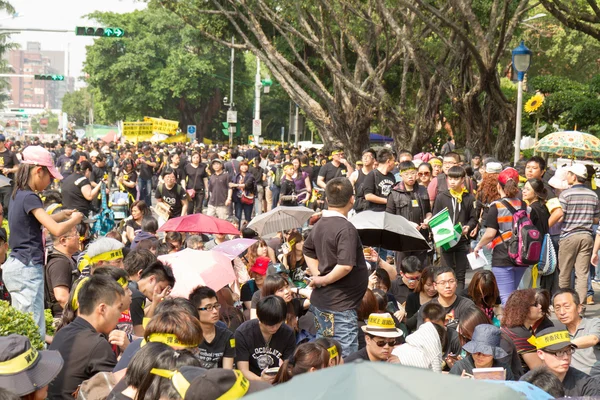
left=244, top=361, right=533, bottom=400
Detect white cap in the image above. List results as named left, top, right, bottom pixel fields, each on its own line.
left=566, top=164, right=588, bottom=179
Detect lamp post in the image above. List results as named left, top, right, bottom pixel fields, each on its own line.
left=512, top=40, right=532, bottom=165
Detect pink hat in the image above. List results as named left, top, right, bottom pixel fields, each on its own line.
left=250, top=256, right=271, bottom=276
left=21, top=146, right=63, bottom=180
left=498, top=167, right=519, bottom=186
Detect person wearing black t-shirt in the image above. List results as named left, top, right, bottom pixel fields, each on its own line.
left=361, top=149, right=396, bottom=212
left=235, top=296, right=296, bottom=382
left=304, top=178, right=369, bottom=357
left=183, top=152, right=209, bottom=214
left=316, top=149, right=354, bottom=189
left=62, top=161, right=104, bottom=216
left=189, top=286, right=235, bottom=369
left=155, top=168, right=189, bottom=219
left=136, top=145, right=157, bottom=207
left=56, top=144, right=77, bottom=179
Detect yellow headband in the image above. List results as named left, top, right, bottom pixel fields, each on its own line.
left=400, top=167, right=417, bottom=173
left=430, top=159, right=442, bottom=166
left=217, top=370, right=250, bottom=400
left=117, top=277, right=128, bottom=289
left=0, top=348, right=39, bottom=374
left=79, top=249, right=123, bottom=272
left=327, top=345, right=339, bottom=360
left=71, top=277, right=90, bottom=311
left=331, top=150, right=342, bottom=155
left=143, top=333, right=198, bottom=349
left=528, top=330, right=572, bottom=350
left=151, top=369, right=191, bottom=399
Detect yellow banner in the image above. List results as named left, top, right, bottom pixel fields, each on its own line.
left=203, top=138, right=213, bottom=145
left=144, top=117, right=179, bottom=135
left=122, top=122, right=153, bottom=136
left=165, top=133, right=189, bottom=144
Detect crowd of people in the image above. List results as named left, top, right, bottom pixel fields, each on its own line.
left=0, top=134, right=600, bottom=399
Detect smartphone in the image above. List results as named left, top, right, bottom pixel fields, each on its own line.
left=264, top=367, right=279, bottom=376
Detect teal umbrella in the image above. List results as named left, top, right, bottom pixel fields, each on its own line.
left=244, top=361, right=540, bottom=400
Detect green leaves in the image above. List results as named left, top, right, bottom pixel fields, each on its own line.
left=0, top=301, right=44, bottom=350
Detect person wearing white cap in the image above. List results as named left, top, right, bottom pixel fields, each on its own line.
left=558, top=163, right=600, bottom=306
left=2, top=146, right=84, bottom=340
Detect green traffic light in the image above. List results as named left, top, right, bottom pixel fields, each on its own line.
left=75, top=26, right=124, bottom=37
left=222, top=122, right=229, bottom=129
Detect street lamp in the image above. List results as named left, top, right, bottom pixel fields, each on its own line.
left=512, top=40, right=532, bottom=165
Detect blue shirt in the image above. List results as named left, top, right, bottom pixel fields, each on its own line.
left=8, top=189, right=44, bottom=265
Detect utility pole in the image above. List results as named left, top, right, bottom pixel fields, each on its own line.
left=294, top=104, right=299, bottom=148
left=254, top=57, right=261, bottom=146
left=228, top=36, right=234, bottom=147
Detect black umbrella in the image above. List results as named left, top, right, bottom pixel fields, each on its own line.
left=350, top=211, right=430, bottom=252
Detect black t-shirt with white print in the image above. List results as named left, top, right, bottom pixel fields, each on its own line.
left=234, top=319, right=296, bottom=377
left=155, top=184, right=187, bottom=218
left=197, top=324, right=236, bottom=369
left=362, top=169, right=396, bottom=211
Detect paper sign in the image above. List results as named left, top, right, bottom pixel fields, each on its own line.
left=467, top=252, right=488, bottom=270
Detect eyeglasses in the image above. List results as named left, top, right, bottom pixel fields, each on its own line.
left=372, top=338, right=397, bottom=347
left=198, top=303, right=221, bottom=312
left=418, top=172, right=431, bottom=177
left=544, top=348, right=575, bottom=358
left=435, top=279, right=457, bottom=286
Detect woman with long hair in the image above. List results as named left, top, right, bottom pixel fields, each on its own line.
left=464, top=269, right=501, bottom=324
left=229, top=160, right=256, bottom=229
left=117, top=159, right=138, bottom=204
left=418, top=163, right=433, bottom=188
left=474, top=164, right=501, bottom=266
left=183, top=151, right=208, bottom=215
left=244, top=239, right=277, bottom=268
left=275, top=342, right=330, bottom=384
left=290, top=157, right=312, bottom=205
left=314, top=337, right=344, bottom=367
left=501, top=289, right=544, bottom=373
left=474, top=168, right=528, bottom=304
left=216, top=286, right=245, bottom=332
left=126, top=200, right=151, bottom=244
left=405, top=267, right=437, bottom=333
left=530, top=289, right=554, bottom=335
left=282, top=231, right=309, bottom=287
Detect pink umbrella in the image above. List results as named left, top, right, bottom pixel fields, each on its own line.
left=158, top=248, right=236, bottom=298
left=158, top=213, right=240, bottom=235
left=212, top=238, right=258, bottom=260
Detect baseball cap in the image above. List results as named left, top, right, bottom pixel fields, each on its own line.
left=211, top=158, right=223, bottom=165
left=250, top=256, right=271, bottom=276
left=485, top=162, right=502, bottom=174
left=531, top=326, right=577, bottom=352
left=21, top=146, right=63, bottom=180
left=566, top=164, right=588, bottom=179
left=184, top=369, right=270, bottom=400
left=498, top=167, right=519, bottom=186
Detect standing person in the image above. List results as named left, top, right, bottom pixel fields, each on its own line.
left=349, top=149, right=376, bottom=189
left=316, top=148, right=354, bottom=189
left=0, top=134, right=19, bottom=218
left=360, top=148, right=396, bottom=212
left=60, top=161, right=104, bottom=216
left=474, top=162, right=501, bottom=267
left=45, top=226, right=80, bottom=325
left=432, top=166, right=477, bottom=291
left=303, top=177, right=369, bottom=356
left=184, top=151, right=209, bottom=215
left=207, top=158, right=231, bottom=220
left=558, top=164, right=599, bottom=304
left=155, top=167, right=189, bottom=220
left=291, top=157, right=311, bottom=205
left=427, top=152, right=465, bottom=208
left=136, top=145, right=157, bottom=206
left=279, top=162, right=300, bottom=206
left=3, top=146, right=83, bottom=340
left=441, top=136, right=455, bottom=156
left=56, top=143, right=76, bottom=179
left=229, top=160, right=256, bottom=230
left=387, top=161, right=432, bottom=269
left=553, top=288, right=600, bottom=376
left=417, top=163, right=433, bottom=189
left=474, top=168, right=529, bottom=304
left=117, top=159, right=138, bottom=203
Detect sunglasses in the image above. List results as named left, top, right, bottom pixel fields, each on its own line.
left=371, top=338, right=397, bottom=347
left=418, top=172, right=430, bottom=177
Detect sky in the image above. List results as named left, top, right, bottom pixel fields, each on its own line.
left=0, top=0, right=146, bottom=85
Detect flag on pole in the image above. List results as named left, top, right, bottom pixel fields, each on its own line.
left=428, top=208, right=461, bottom=250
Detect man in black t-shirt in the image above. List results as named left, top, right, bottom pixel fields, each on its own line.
left=235, top=296, right=295, bottom=382
left=56, top=144, right=77, bottom=178
left=137, top=145, right=157, bottom=206
left=304, top=177, right=369, bottom=357
left=61, top=161, right=104, bottom=215
left=155, top=177, right=188, bottom=219
left=190, top=286, right=236, bottom=369
left=361, top=148, right=396, bottom=212
left=45, top=226, right=79, bottom=321
left=0, top=134, right=19, bottom=217
left=316, top=149, right=354, bottom=189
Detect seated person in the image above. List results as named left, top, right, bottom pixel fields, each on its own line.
left=235, top=295, right=296, bottom=383
left=450, top=324, right=515, bottom=380
left=345, top=313, right=403, bottom=363
left=49, top=275, right=125, bottom=400
left=392, top=321, right=446, bottom=372
left=520, top=326, right=600, bottom=397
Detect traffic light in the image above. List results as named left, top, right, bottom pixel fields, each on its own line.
left=222, top=122, right=229, bottom=136
left=34, top=74, right=64, bottom=81
left=75, top=26, right=125, bottom=37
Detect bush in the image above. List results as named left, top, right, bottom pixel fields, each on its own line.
left=45, top=309, right=56, bottom=337
left=0, top=300, right=44, bottom=349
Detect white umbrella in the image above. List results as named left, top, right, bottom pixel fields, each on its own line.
left=247, top=206, right=315, bottom=236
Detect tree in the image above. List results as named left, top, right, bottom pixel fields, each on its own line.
left=0, top=1, right=18, bottom=103
left=539, top=0, right=600, bottom=42
left=83, top=6, right=251, bottom=142
left=61, top=87, right=94, bottom=127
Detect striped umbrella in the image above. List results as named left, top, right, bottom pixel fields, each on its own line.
left=246, top=206, right=315, bottom=235
left=534, top=130, right=600, bottom=159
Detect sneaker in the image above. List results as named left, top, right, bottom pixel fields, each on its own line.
left=587, top=295, right=595, bottom=305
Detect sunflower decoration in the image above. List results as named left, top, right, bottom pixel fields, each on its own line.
left=525, top=93, right=544, bottom=113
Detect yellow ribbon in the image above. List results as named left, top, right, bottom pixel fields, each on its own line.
left=117, top=277, right=128, bottom=289
left=327, top=345, right=339, bottom=360
left=71, top=277, right=90, bottom=311
left=150, top=369, right=191, bottom=399
left=79, top=249, right=124, bottom=272
left=532, top=265, right=538, bottom=289
left=217, top=370, right=250, bottom=400
left=0, top=348, right=39, bottom=374
left=142, top=333, right=198, bottom=349
left=527, top=330, right=571, bottom=349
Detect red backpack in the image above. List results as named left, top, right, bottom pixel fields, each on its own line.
left=500, top=200, right=542, bottom=266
